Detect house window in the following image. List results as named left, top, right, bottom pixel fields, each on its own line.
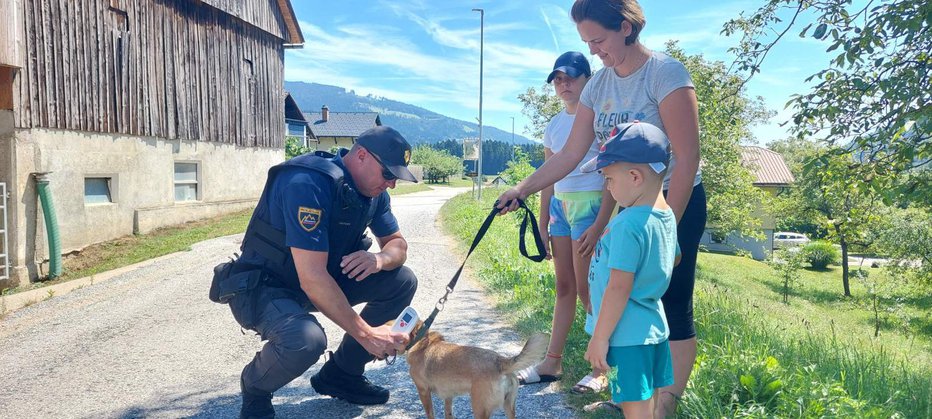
left=84, top=178, right=113, bottom=204
left=174, top=162, right=199, bottom=202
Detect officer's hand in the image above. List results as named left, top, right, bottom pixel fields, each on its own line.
left=341, top=251, right=382, bottom=281
left=358, top=324, right=409, bottom=359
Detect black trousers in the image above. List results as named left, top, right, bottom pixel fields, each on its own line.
left=240, top=266, right=417, bottom=394
left=662, top=183, right=707, bottom=341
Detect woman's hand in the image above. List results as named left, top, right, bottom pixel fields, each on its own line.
left=495, top=188, right=524, bottom=215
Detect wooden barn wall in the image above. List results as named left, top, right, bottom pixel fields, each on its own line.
left=13, top=0, right=286, bottom=148
left=198, top=0, right=287, bottom=41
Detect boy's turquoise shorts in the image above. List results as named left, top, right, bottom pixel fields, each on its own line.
left=607, top=340, right=674, bottom=403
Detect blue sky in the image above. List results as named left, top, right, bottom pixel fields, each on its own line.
left=285, top=0, right=836, bottom=144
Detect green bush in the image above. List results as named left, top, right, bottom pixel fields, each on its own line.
left=801, top=241, right=839, bottom=269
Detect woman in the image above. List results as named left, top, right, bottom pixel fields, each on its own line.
left=498, top=1, right=706, bottom=416
left=514, top=51, right=617, bottom=395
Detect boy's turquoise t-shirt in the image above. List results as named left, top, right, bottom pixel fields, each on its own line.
left=586, top=205, right=680, bottom=346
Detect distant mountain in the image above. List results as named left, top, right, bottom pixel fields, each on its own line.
left=284, top=81, right=534, bottom=145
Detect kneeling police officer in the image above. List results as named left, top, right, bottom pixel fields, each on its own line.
left=218, top=126, right=419, bottom=418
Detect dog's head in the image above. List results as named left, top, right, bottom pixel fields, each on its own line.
left=384, top=319, right=428, bottom=353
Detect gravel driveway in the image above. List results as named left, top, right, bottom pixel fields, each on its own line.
left=0, top=186, right=574, bottom=419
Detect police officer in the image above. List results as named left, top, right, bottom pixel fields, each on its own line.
left=231, top=126, right=419, bottom=418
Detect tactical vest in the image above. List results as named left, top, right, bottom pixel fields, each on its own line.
left=240, top=150, right=380, bottom=291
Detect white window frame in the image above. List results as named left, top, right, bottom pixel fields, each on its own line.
left=84, top=175, right=118, bottom=205
left=173, top=161, right=201, bottom=202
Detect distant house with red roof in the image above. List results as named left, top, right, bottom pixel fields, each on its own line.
left=701, top=146, right=795, bottom=260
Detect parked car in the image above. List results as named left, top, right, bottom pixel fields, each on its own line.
left=774, top=232, right=810, bottom=249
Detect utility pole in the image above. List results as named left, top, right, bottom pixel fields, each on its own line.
left=472, top=7, right=484, bottom=200
left=511, top=116, right=515, bottom=161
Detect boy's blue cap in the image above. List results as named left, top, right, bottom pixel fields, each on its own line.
left=581, top=121, right=671, bottom=174
left=546, top=51, right=592, bottom=83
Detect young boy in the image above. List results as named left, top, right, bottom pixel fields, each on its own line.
left=580, top=121, right=680, bottom=418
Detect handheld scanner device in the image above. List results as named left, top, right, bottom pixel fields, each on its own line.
left=391, top=306, right=420, bottom=334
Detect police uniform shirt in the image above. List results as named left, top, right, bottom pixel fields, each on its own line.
left=246, top=154, right=399, bottom=258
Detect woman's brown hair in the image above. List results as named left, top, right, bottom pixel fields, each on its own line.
left=571, top=0, right=646, bottom=46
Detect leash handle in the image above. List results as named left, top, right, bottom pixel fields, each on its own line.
left=511, top=199, right=547, bottom=263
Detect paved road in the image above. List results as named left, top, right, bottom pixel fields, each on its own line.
left=0, top=186, right=574, bottom=419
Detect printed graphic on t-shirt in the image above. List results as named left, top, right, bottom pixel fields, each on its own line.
left=298, top=207, right=322, bottom=232
left=594, top=102, right=648, bottom=143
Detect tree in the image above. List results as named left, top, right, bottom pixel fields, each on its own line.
left=791, top=149, right=883, bottom=296
left=501, top=146, right=536, bottom=185
left=874, top=207, right=932, bottom=284
left=724, top=0, right=931, bottom=206
left=770, top=247, right=804, bottom=304
left=519, top=143, right=545, bottom=167
left=501, top=146, right=540, bottom=210
left=431, top=139, right=464, bottom=158
left=285, top=136, right=311, bottom=159
left=517, top=84, right=563, bottom=140
left=768, top=136, right=822, bottom=176
left=411, top=146, right=462, bottom=183
left=768, top=138, right=829, bottom=238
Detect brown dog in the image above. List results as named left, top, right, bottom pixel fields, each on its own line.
left=402, top=322, right=549, bottom=419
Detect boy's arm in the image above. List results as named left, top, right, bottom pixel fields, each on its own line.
left=593, top=269, right=634, bottom=340
left=585, top=268, right=634, bottom=371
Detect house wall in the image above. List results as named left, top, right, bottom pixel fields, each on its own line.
left=2, top=127, right=282, bottom=286
left=0, top=110, right=13, bottom=283
left=316, top=136, right=356, bottom=150
left=700, top=230, right=773, bottom=261
left=699, top=185, right=785, bottom=261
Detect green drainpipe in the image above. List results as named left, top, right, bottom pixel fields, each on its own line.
left=34, top=173, right=62, bottom=279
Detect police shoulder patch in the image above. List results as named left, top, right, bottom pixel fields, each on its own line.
left=298, top=207, right=323, bottom=232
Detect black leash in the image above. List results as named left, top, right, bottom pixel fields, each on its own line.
left=403, top=199, right=546, bottom=352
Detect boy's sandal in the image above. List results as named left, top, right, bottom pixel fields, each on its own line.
left=516, top=365, right=562, bottom=385
left=583, top=401, right=622, bottom=414
left=571, top=374, right=607, bottom=394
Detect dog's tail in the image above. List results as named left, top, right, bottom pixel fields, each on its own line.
left=501, top=333, right=550, bottom=375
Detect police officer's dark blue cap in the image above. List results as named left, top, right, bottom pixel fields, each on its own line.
left=546, top=51, right=592, bottom=83
left=356, top=126, right=418, bottom=182
left=581, top=121, right=671, bottom=174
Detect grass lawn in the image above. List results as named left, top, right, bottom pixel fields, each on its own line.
left=439, top=190, right=931, bottom=418
left=434, top=177, right=475, bottom=188
left=2, top=209, right=252, bottom=296
left=388, top=182, right=432, bottom=195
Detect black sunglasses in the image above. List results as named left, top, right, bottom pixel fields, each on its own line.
left=369, top=152, right=398, bottom=181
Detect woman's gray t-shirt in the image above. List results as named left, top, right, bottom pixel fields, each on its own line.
left=580, top=51, right=702, bottom=189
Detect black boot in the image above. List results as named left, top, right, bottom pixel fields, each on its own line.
left=240, top=372, right=275, bottom=419
left=310, top=359, right=389, bottom=405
